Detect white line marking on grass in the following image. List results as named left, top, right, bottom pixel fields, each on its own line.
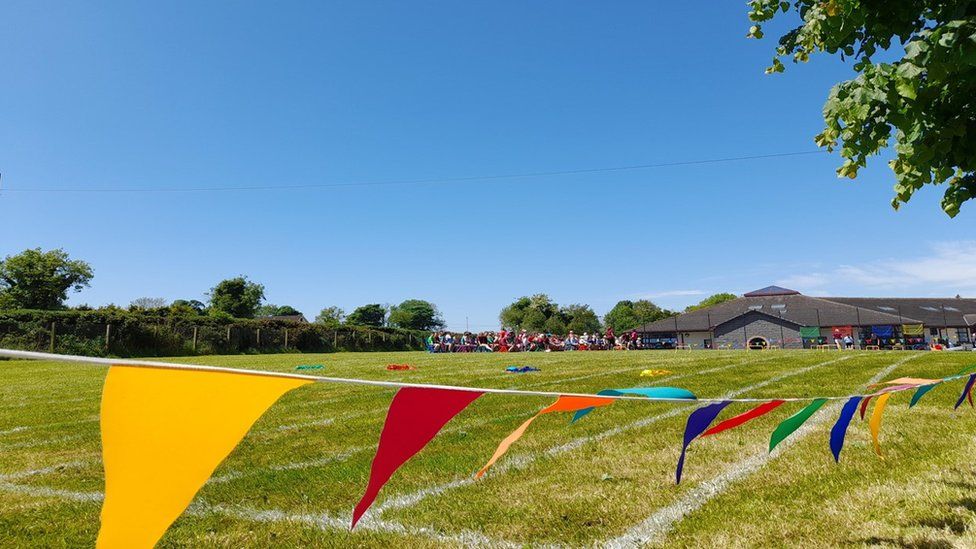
left=643, top=354, right=783, bottom=386
left=210, top=410, right=530, bottom=484
left=518, top=367, right=641, bottom=388
left=34, top=416, right=99, bottom=429
left=251, top=406, right=389, bottom=437
left=0, top=480, right=508, bottom=547
left=0, top=461, right=88, bottom=481
left=191, top=501, right=518, bottom=547
left=0, top=434, right=85, bottom=451
left=0, top=478, right=505, bottom=546
left=2, top=416, right=99, bottom=434
left=604, top=353, right=923, bottom=548
left=519, top=353, right=778, bottom=390
left=373, top=355, right=854, bottom=515
left=208, top=447, right=370, bottom=484
left=273, top=418, right=334, bottom=432
left=0, top=395, right=96, bottom=411
left=0, top=481, right=103, bottom=502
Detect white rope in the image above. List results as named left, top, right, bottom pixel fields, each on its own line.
left=0, top=348, right=961, bottom=404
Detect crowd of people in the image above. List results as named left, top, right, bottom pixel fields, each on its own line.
left=425, top=327, right=643, bottom=353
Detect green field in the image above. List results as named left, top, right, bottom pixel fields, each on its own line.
left=3, top=350, right=976, bottom=547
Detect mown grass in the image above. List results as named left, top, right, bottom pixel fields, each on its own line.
left=2, top=350, right=976, bottom=547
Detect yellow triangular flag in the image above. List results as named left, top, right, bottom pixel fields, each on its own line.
left=96, top=365, right=310, bottom=548
left=869, top=392, right=892, bottom=459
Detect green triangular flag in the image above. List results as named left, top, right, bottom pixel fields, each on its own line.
left=909, top=383, right=940, bottom=408
left=769, top=398, right=827, bottom=452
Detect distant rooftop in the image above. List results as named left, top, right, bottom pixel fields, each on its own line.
left=743, top=286, right=801, bottom=297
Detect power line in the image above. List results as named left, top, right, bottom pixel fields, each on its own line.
left=0, top=149, right=826, bottom=194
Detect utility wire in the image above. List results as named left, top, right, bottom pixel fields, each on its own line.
left=0, top=150, right=826, bottom=194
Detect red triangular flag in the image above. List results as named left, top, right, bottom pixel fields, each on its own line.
left=352, top=387, right=483, bottom=528
left=859, top=395, right=874, bottom=420
left=700, top=400, right=785, bottom=437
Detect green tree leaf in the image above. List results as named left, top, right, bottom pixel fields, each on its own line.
left=0, top=248, right=93, bottom=310
left=750, top=4, right=976, bottom=216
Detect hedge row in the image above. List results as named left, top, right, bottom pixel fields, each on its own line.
left=0, top=310, right=426, bottom=358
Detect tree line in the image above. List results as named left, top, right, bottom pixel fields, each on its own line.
left=0, top=248, right=739, bottom=335
left=0, top=248, right=445, bottom=331
left=498, top=291, right=738, bottom=334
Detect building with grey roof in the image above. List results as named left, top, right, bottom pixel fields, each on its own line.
left=630, top=286, right=976, bottom=350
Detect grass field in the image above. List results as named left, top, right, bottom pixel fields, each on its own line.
left=3, top=350, right=976, bottom=547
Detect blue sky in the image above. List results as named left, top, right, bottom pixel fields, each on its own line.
left=1, top=1, right=973, bottom=330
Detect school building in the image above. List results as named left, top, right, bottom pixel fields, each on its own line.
left=631, top=286, right=976, bottom=350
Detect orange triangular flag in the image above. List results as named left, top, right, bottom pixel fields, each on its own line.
left=96, top=366, right=310, bottom=548
left=476, top=395, right=613, bottom=478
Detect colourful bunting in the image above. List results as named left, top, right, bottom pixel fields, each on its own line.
left=477, top=395, right=614, bottom=478
left=676, top=401, right=730, bottom=484
left=11, top=347, right=976, bottom=544
left=858, top=385, right=916, bottom=420
left=97, top=365, right=310, bottom=549
left=700, top=400, right=785, bottom=437
left=769, top=398, right=827, bottom=453
left=954, top=374, right=976, bottom=410
left=353, top=387, right=483, bottom=528
left=869, top=393, right=892, bottom=458
left=829, top=396, right=862, bottom=462
left=909, top=383, right=941, bottom=408
left=571, top=387, right=696, bottom=423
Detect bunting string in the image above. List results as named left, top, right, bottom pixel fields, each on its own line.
left=0, top=349, right=964, bottom=405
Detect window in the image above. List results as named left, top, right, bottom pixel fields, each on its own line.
left=771, top=304, right=786, bottom=310
left=945, top=306, right=960, bottom=312
left=930, top=328, right=939, bottom=336
left=958, top=329, right=971, bottom=343
left=921, top=306, right=940, bottom=312
left=748, top=305, right=763, bottom=311
left=877, top=306, right=896, bottom=312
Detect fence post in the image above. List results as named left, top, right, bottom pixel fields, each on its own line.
left=368, top=331, right=372, bottom=344
left=105, top=323, right=111, bottom=350
left=284, top=328, right=289, bottom=348
left=256, top=328, right=261, bottom=347
left=50, top=322, right=56, bottom=353
left=226, top=326, right=231, bottom=341
left=334, top=330, right=338, bottom=348
left=192, top=326, right=198, bottom=352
